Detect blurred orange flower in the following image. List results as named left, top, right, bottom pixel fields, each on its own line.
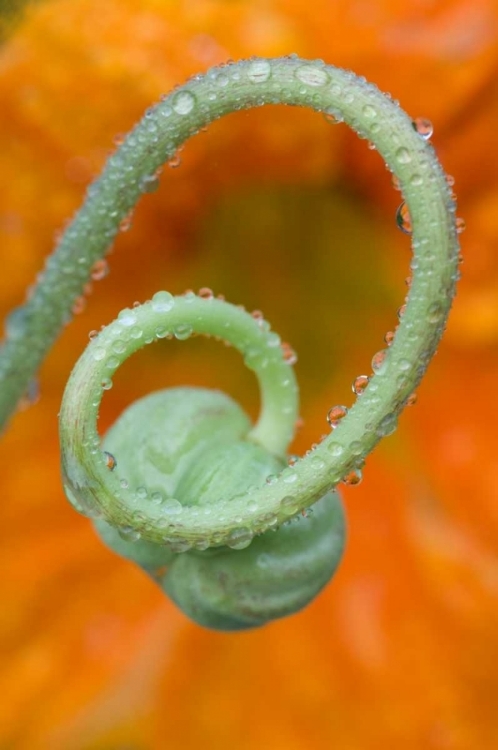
left=0, top=1, right=497, bottom=748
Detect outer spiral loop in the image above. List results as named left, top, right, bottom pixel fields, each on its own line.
left=55, top=56, right=460, bottom=549
left=1, top=56, right=459, bottom=438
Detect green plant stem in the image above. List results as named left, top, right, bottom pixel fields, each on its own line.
left=2, top=56, right=459, bottom=545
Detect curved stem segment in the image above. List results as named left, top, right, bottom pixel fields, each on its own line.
left=4, top=56, right=459, bottom=545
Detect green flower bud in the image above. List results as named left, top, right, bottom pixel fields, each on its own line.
left=91, top=386, right=345, bottom=630
left=161, top=491, right=345, bottom=631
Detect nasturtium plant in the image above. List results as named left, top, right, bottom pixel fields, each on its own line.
left=0, top=56, right=460, bottom=630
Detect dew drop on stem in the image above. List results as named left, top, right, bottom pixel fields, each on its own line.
left=412, top=117, right=433, bottom=140
left=103, top=451, right=117, bottom=470
left=327, top=405, right=348, bottom=428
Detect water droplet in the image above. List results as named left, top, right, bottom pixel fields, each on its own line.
left=172, top=90, right=195, bottom=115
left=266, top=332, right=281, bottom=348
left=362, top=104, right=377, bottom=119
left=260, top=512, right=278, bottom=529
left=105, top=356, right=119, bottom=369
left=412, top=117, right=433, bottom=140
left=281, top=342, right=298, bottom=365
left=168, top=153, right=181, bottom=168
left=376, top=413, right=398, bottom=437
left=327, top=441, right=344, bottom=457
left=113, top=133, right=125, bottom=146
left=140, top=174, right=160, bottom=192
left=120, top=478, right=129, bottom=489
left=323, top=111, right=340, bottom=125
left=135, top=487, right=148, bottom=500
left=104, top=451, right=117, bottom=470
left=295, top=65, right=329, bottom=87
left=371, top=350, right=387, bottom=372
left=397, top=304, right=407, bottom=321
left=352, top=375, right=370, bottom=395
left=342, top=468, right=363, bottom=486
left=349, top=441, right=363, bottom=456
left=406, top=392, right=417, bottom=406
left=247, top=59, right=272, bottom=83
left=310, top=454, right=325, bottom=470
left=155, top=326, right=169, bottom=339
left=118, top=309, right=137, bottom=326
left=396, top=202, right=412, bottom=234
left=280, top=495, right=299, bottom=516
left=119, top=213, right=133, bottom=232
left=395, top=147, right=412, bottom=165
left=198, top=287, right=214, bottom=300
left=427, top=301, right=443, bottom=323
left=247, top=499, right=259, bottom=513
left=446, top=174, right=455, bottom=187
left=101, top=377, right=113, bottom=390
left=111, top=339, right=126, bottom=354
left=130, top=326, right=143, bottom=339
left=163, top=498, right=183, bottom=515
left=215, top=72, right=229, bottom=87
left=93, top=347, right=106, bottom=361
left=283, top=471, right=298, bottom=484
left=227, top=527, right=253, bottom=550
left=398, top=359, right=411, bottom=372
left=151, top=491, right=163, bottom=505
left=151, top=291, right=175, bottom=313
left=456, top=217, right=466, bottom=234
left=72, top=296, right=86, bottom=315
left=118, top=525, right=141, bottom=542
left=410, top=174, right=423, bottom=187
left=91, top=259, right=109, bottom=281
left=173, top=323, right=193, bottom=340
left=165, top=538, right=191, bottom=553
left=88, top=330, right=99, bottom=341
left=327, top=404, right=348, bottom=428
left=384, top=331, right=395, bottom=346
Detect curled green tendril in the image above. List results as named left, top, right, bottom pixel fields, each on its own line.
left=60, top=293, right=299, bottom=532
left=0, top=56, right=460, bottom=628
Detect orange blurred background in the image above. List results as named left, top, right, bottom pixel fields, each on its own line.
left=1, top=1, right=497, bottom=748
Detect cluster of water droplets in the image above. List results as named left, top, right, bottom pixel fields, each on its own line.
left=393, top=119, right=465, bottom=239
left=314, top=113, right=464, bottom=488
